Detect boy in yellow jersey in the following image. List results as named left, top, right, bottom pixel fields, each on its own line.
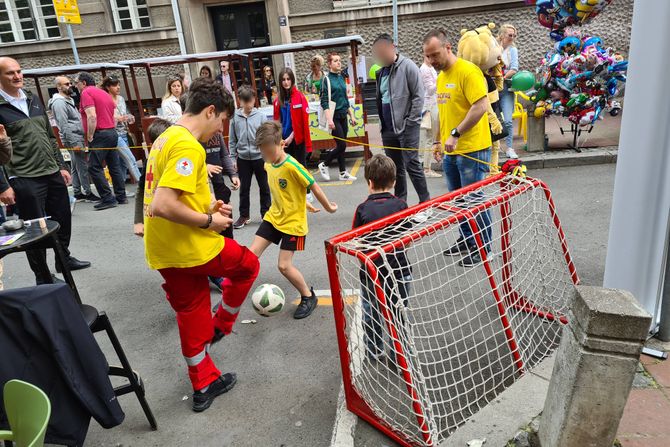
left=250, top=121, right=338, bottom=319
left=422, top=28, right=493, bottom=267
left=144, top=79, right=260, bottom=412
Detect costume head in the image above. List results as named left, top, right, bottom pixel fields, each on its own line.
left=457, top=23, right=502, bottom=71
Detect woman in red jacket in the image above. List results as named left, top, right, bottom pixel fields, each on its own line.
left=273, top=67, right=312, bottom=167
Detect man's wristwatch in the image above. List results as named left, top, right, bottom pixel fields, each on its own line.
left=200, top=213, right=212, bottom=229
left=450, top=128, right=461, bottom=138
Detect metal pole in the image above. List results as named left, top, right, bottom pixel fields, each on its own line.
left=392, top=0, right=398, bottom=46
left=66, top=24, right=80, bottom=65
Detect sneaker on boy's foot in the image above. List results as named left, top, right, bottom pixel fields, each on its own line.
left=366, top=347, right=385, bottom=362
left=318, top=162, right=331, bottom=181
left=192, top=373, right=237, bottom=412
left=506, top=148, right=519, bottom=159
left=339, top=171, right=357, bottom=181
left=233, top=216, right=250, bottom=229
left=443, top=239, right=469, bottom=256
left=459, top=250, right=483, bottom=268
left=294, top=287, right=318, bottom=319
left=74, top=193, right=87, bottom=202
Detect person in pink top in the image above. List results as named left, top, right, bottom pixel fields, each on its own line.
left=76, top=71, right=127, bottom=211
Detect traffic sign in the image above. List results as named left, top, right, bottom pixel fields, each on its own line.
left=53, top=0, right=81, bottom=24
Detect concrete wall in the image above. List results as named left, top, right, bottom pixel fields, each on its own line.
left=288, top=0, right=331, bottom=15
left=288, top=0, right=634, bottom=81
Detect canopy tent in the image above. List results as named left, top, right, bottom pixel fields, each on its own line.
left=22, top=63, right=131, bottom=109
left=122, top=35, right=369, bottom=157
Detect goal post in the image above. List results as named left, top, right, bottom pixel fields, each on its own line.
left=325, top=173, right=579, bottom=447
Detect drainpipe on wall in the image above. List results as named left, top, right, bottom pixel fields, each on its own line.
left=170, top=0, right=191, bottom=80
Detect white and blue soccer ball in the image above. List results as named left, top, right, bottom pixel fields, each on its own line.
left=251, top=284, right=285, bottom=317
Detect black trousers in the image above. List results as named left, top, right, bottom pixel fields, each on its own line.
left=285, top=141, right=306, bottom=167
left=210, top=174, right=234, bottom=239
left=382, top=124, right=430, bottom=203
left=88, top=129, right=126, bottom=204
left=10, top=172, right=71, bottom=282
left=237, top=158, right=271, bottom=219
left=323, top=114, right=348, bottom=172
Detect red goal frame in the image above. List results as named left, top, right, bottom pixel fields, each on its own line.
left=324, top=173, right=579, bottom=447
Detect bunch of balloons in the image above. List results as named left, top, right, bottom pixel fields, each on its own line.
left=525, top=0, right=613, bottom=39
left=510, top=32, right=627, bottom=126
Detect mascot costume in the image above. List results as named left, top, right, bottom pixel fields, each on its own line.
left=457, top=23, right=506, bottom=174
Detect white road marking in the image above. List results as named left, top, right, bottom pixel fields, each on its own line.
left=329, top=287, right=364, bottom=447
left=314, top=289, right=361, bottom=297
left=330, top=384, right=357, bottom=447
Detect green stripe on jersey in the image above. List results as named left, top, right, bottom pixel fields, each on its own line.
left=286, top=157, right=315, bottom=187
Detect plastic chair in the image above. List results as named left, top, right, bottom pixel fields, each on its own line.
left=512, top=91, right=529, bottom=143
left=0, top=380, right=51, bottom=447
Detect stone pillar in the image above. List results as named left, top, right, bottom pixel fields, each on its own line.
left=526, top=115, right=546, bottom=152
left=539, top=286, right=651, bottom=447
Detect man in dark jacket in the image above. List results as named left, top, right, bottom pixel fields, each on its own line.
left=0, top=57, right=90, bottom=284
left=0, top=284, right=125, bottom=446
left=373, top=33, right=430, bottom=204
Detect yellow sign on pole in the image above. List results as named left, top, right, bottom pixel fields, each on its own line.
left=53, top=0, right=81, bottom=24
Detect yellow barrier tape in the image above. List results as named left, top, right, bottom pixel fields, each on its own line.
left=312, top=127, right=501, bottom=173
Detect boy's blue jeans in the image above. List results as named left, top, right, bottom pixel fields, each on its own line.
left=361, top=272, right=412, bottom=356
left=442, top=148, right=493, bottom=252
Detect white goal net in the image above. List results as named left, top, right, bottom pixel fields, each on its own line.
left=325, top=174, right=579, bottom=446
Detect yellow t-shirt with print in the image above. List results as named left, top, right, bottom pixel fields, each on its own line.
left=264, top=155, right=315, bottom=237
left=437, top=58, right=492, bottom=154
left=143, top=125, right=225, bottom=270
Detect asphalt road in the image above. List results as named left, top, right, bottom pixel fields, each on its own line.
left=2, top=159, right=615, bottom=447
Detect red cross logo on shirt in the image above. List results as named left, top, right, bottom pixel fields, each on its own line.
left=181, top=161, right=189, bottom=169
left=146, top=164, right=154, bottom=190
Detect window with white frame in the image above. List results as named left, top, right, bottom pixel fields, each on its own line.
left=110, top=0, right=151, bottom=31
left=0, top=0, right=61, bottom=44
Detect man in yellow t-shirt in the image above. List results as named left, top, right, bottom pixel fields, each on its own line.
left=144, top=79, right=259, bottom=412
left=250, top=121, right=338, bottom=319
left=423, top=28, right=493, bottom=267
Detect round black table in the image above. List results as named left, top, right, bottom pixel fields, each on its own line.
left=0, top=219, right=81, bottom=304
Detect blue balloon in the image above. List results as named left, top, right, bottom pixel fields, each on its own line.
left=606, top=78, right=617, bottom=96
left=582, top=37, right=603, bottom=50
left=557, top=36, right=582, bottom=54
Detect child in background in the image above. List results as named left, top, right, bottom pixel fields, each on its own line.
left=229, top=85, right=270, bottom=230
left=203, top=130, right=240, bottom=240
left=273, top=67, right=312, bottom=168
left=250, top=121, right=337, bottom=319
left=352, top=154, right=412, bottom=360
left=133, top=118, right=172, bottom=237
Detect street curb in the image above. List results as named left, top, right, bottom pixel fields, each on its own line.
left=438, top=354, right=556, bottom=447
left=315, top=147, right=619, bottom=171
left=522, top=147, right=618, bottom=170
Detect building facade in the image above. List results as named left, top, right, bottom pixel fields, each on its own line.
left=2, top=0, right=633, bottom=94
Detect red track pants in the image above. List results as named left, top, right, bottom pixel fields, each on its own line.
left=159, top=239, right=260, bottom=390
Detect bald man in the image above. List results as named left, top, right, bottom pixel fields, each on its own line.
left=0, top=58, right=91, bottom=284
left=48, top=76, right=96, bottom=202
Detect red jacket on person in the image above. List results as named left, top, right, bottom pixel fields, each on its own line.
left=273, top=87, right=313, bottom=153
